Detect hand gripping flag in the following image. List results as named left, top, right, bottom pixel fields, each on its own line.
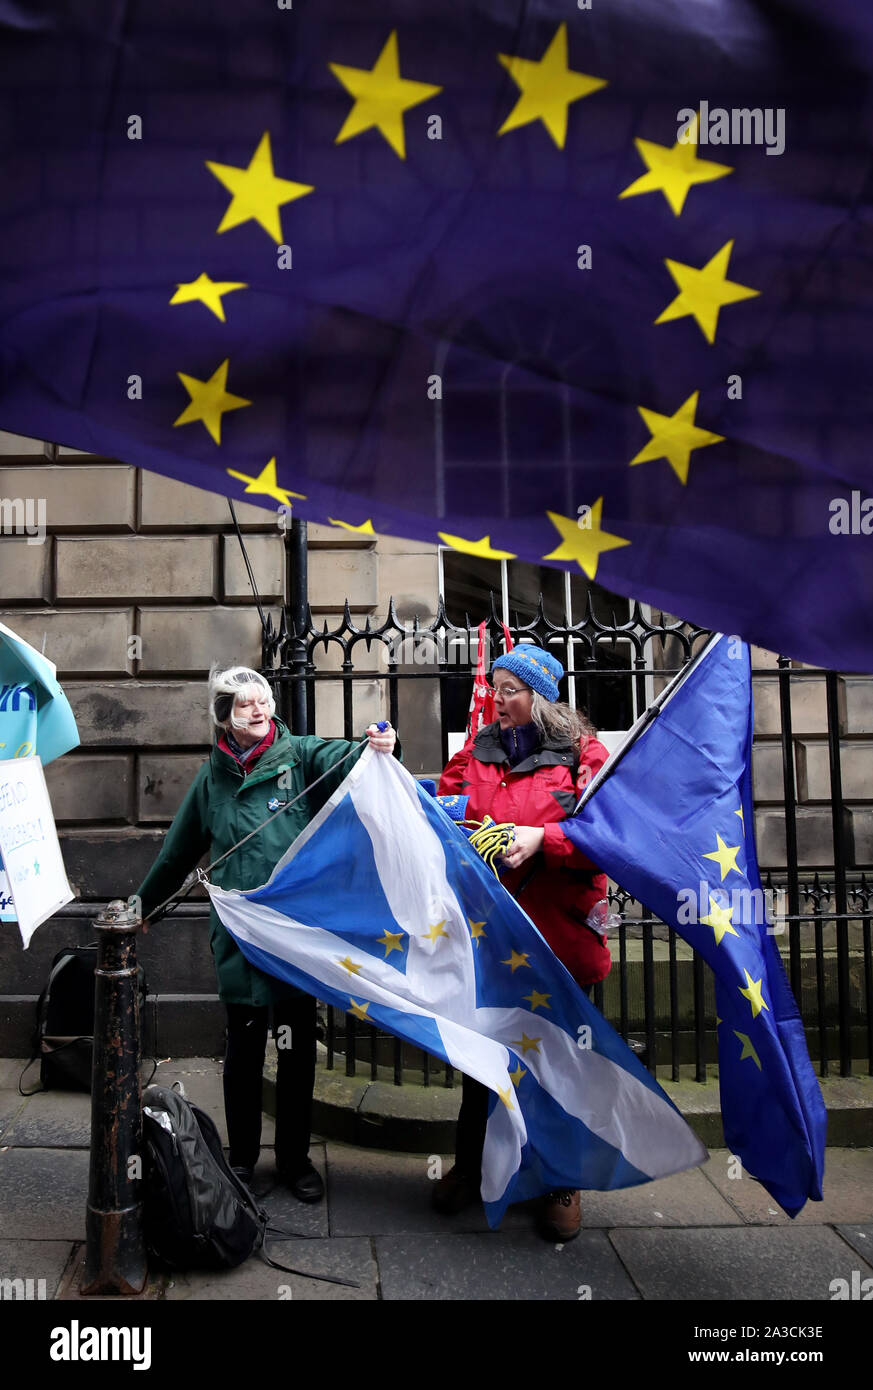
left=1, top=2, right=873, bottom=669
left=564, top=635, right=827, bottom=1216
left=207, top=748, right=706, bottom=1226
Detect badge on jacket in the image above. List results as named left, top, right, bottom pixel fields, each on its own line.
left=267, top=797, right=286, bottom=812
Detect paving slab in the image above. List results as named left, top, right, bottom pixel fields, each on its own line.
left=0, top=1239, right=75, bottom=1298
left=0, top=1059, right=28, bottom=1088
left=833, top=1224, right=873, bottom=1266
left=578, top=1163, right=740, bottom=1228
left=609, top=1225, right=873, bottom=1301
left=701, top=1148, right=873, bottom=1225
left=377, top=1228, right=640, bottom=1301
left=325, top=1143, right=531, bottom=1237
left=3, top=1089, right=92, bottom=1147
left=0, top=1148, right=90, bottom=1240
left=162, top=1237, right=377, bottom=1301
left=252, top=1144, right=330, bottom=1241
left=0, top=1087, right=30, bottom=1142
left=148, top=1058, right=276, bottom=1148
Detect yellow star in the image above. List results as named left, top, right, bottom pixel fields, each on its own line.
left=206, top=132, right=313, bottom=243
left=424, top=920, right=449, bottom=945
left=329, top=30, right=442, bottom=160
left=542, top=502, right=631, bottom=581
left=523, top=989, right=551, bottom=1012
left=226, top=457, right=306, bottom=506
left=703, top=833, right=742, bottom=881
left=619, top=115, right=733, bottom=216
left=338, top=955, right=363, bottom=976
left=173, top=359, right=251, bottom=445
left=501, top=949, right=530, bottom=973
left=629, top=392, right=725, bottom=486
left=655, top=240, right=760, bottom=345
left=739, top=969, right=770, bottom=1018
left=509, top=1063, right=527, bottom=1088
left=715, top=1014, right=722, bottom=1027
left=349, top=997, right=371, bottom=1022
left=733, top=1030, right=762, bottom=1070
left=467, top=918, right=487, bottom=946
left=329, top=518, right=376, bottom=535
left=736, top=806, right=745, bottom=831
left=437, top=533, right=517, bottom=560
left=509, top=1032, right=541, bottom=1055
left=497, top=22, right=607, bottom=149
left=169, top=272, right=247, bottom=323
left=378, top=929, right=405, bottom=957
left=496, top=1084, right=514, bottom=1110
left=700, top=896, right=739, bottom=947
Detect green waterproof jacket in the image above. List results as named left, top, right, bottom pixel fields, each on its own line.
left=136, top=718, right=377, bottom=1007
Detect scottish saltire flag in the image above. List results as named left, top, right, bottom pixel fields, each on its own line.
left=565, top=635, right=827, bottom=1216
left=0, top=622, right=80, bottom=922
left=208, top=748, right=706, bottom=1226
left=1, top=3, right=872, bottom=670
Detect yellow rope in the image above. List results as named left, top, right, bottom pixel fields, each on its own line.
left=465, top=816, right=516, bottom=876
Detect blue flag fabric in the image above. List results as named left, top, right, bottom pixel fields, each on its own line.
left=563, top=635, right=827, bottom=1217
left=0, top=621, right=80, bottom=920
left=1, top=2, right=872, bottom=670
left=207, top=748, right=707, bottom=1226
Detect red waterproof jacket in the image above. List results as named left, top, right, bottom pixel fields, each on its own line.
left=438, top=721, right=612, bottom=987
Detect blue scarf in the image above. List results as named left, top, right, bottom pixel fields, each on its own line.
left=499, top=721, right=540, bottom=767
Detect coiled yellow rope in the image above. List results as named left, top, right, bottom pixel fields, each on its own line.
left=465, top=816, right=516, bottom=875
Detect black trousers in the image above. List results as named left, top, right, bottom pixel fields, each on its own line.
left=454, top=984, right=593, bottom=1181
left=223, top=995, right=317, bottom=1172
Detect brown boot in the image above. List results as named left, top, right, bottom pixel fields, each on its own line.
left=431, top=1164, right=480, bottom=1215
left=540, top=1189, right=581, bottom=1242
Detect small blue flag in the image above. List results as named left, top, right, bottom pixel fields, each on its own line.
left=564, top=635, right=827, bottom=1216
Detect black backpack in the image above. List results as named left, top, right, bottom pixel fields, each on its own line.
left=141, top=1083, right=357, bottom=1288
left=21, top=943, right=148, bottom=1094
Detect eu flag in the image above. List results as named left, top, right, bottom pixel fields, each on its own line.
left=564, top=635, right=827, bottom=1216
left=0, top=2, right=871, bottom=669
left=209, top=748, right=707, bottom=1227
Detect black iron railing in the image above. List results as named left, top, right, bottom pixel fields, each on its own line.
left=261, top=592, right=873, bottom=1083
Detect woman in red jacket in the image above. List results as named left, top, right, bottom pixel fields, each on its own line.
left=432, top=643, right=611, bottom=1242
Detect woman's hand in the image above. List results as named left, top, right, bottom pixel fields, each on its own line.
left=366, top=722, right=396, bottom=755
left=500, top=825, right=545, bottom=870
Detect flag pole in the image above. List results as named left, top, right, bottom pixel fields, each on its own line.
left=573, top=633, right=723, bottom=814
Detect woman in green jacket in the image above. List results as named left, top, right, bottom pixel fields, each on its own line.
left=136, top=665, right=396, bottom=1201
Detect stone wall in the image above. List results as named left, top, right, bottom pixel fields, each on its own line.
left=0, top=432, right=439, bottom=1052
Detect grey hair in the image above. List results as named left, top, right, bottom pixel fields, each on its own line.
left=208, top=665, right=276, bottom=732
left=530, top=690, right=594, bottom=744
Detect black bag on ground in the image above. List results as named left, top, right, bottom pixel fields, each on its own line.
left=142, top=1083, right=264, bottom=1270
left=27, top=943, right=148, bottom=1092
left=141, top=1083, right=358, bottom=1287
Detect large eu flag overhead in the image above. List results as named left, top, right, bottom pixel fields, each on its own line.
left=0, top=1, right=871, bottom=670
left=564, top=635, right=827, bottom=1216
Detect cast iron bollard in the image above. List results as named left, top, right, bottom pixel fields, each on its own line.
left=81, top=898, right=147, bottom=1295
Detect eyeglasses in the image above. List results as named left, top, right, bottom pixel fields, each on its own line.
left=491, top=685, right=526, bottom=699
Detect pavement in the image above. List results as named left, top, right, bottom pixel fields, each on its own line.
left=1, top=1056, right=872, bottom=1303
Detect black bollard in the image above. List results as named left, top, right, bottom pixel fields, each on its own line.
left=81, top=898, right=147, bottom=1295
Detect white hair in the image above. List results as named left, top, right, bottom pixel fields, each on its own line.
left=529, top=690, right=594, bottom=744
left=208, top=665, right=276, bottom=732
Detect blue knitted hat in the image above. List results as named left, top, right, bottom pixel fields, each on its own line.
left=491, top=645, right=564, bottom=702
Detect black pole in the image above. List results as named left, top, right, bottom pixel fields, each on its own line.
left=285, top=517, right=309, bottom=735
left=81, top=899, right=147, bottom=1295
